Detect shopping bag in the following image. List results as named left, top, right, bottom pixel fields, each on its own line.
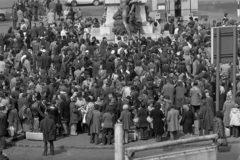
left=8, top=126, right=15, bottom=137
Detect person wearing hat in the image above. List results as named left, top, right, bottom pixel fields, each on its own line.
left=40, top=108, right=56, bottom=156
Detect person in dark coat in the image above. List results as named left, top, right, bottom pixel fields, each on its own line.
left=59, top=94, right=70, bottom=136
left=40, top=109, right=56, bottom=156
left=119, top=104, right=132, bottom=144
left=56, top=0, right=63, bottom=20
left=199, top=99, right=214, bottom=136
left=89, top=105, right=101, bottom=145
left=150, top=103, right=165, bottom=142
left=106, top=57, right=115, bottom=76
left=180, top=105, right=195, bottom=137
left=137, top=104, right=149, bottom=140
left=0, top=105, right=7, bottom=150
left=41, top=51, right=52, bottom=72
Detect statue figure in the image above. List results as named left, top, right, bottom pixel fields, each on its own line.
left=112, top=0, right=142, bottom=37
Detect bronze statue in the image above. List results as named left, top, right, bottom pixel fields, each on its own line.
left=112, top=0, right=142, bottom=37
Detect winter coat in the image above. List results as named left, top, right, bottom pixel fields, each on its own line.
left=90, top=110, right=101, bottom=134
left=213, top=117, right=225, bottom=138
left=167, top=108, right=180, bottom=132
left=59, top=100, right=70, bottom=122
left=40, top=116, right=56, bottom=141
left=119, top=110, right=132, bottom=130
left=0, top=112, right=7, bottom=136
left=150, top=109, right=165, bottom=134
left=22, top=108, right=33, bottom=132
left=8, top=108, right=19, bottom=130
left=230, top=108, right=240, bottom=126
left=223, top=100, right=236, bottom=127
left=102, top=112, right=115, bottom=128
left=190, top=86, right=202, bottom=106
left=69, top=102, right=79, bottom=124
left=137, top=108, right=149, bottom=128
left=199, top=105, right=214, bottom=130
left=181, top=109, right=194, bottom=134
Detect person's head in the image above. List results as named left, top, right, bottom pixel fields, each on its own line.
left=227, top=92, right=233, bottom=100
left=216, top=111, right=223, bottom=120
left=154, top=103, right=161, bottom=110
left=183, top=105, right=189, bottom=111
left=117, top=36, right=122, bottom=41
left=123, top=104, right=129, bottom=110
left=102, top=37, right=107, bottom=42
left=193, top=81, right=198, bottom=86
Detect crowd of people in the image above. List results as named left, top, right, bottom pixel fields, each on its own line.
left=0, top=0, right=239, bottom=157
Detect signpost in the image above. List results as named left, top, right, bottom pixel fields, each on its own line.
left=211, top=26, right=238, bottom=111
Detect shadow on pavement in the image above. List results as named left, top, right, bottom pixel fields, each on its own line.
left=219, top=145, right=232, bottom=153
left=54, top=148, right=67, bottom=155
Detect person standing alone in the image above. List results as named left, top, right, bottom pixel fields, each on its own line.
left=40, top=109, right=56, bottom=156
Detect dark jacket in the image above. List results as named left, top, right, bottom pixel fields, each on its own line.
left=213, top=117, right=225, bottom=138
left=119, top=110, right=132, bottom=130
left=180, top=109, right=195, bottom=134
left=56, top=3, right=63, bottom=15
left=0, top=112, right=7, bottom=136
left=40, top=116, right=56, bottom=141
left=137, top=108, right=149, bottom=128
left=59, top=100, right=70, bottom=122
left=150, top=109, right=165, bottom=134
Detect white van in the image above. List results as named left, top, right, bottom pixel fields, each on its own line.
left=64, top=0, right=103, bottom=7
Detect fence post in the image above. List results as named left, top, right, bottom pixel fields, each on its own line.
left=115, top=123, right=123, bottom=160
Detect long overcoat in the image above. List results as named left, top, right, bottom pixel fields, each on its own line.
left=90, top=110, right=101, bottom=134
left=150, top=109, right=165, bottom=134
left=40, top=116, right=56, bottom=141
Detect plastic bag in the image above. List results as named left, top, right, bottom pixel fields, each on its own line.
left=8, top=126, right=15, bottom=137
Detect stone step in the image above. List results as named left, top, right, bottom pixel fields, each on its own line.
left=91, top=28, right=100, bottom=34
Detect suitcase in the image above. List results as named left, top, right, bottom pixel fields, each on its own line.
left=26, top=132, right=43, bottom=141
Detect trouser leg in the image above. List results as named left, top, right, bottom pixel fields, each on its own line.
left=107, top=128, right=113, bottom=145
left=90, top=133, right=94, bottom=143
left=43, top=141, right=48, bottom=155
left=94, top=133, right=99, bottom=145
left=101, top=128, right=107, bottom=145
left=124, top=130, right=128, bottom=144
left=49, top=140, right=54, bottom=155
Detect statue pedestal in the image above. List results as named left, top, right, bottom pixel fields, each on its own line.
left=90, top=0, right=161, bottom=42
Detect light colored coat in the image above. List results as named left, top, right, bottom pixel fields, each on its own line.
left=223, top=100, right=236, bottom=127
left=17, top=9, right=23, bottom=24
left=230, top=108, right=240, bottom=126
left=47, top=12, right=55, bottom=24
left=167, top=108, right=180, bottom=132
left=190, top=86, right=202, bottom=106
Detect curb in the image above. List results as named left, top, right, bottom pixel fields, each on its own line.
left=7, top=143, right=114, bottom=150
left=6, top=139, right=240, bottom=150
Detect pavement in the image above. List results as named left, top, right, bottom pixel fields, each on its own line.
left=5, top=132, right=240, bottom=150
left=2, top=134, right=240, bottom=160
